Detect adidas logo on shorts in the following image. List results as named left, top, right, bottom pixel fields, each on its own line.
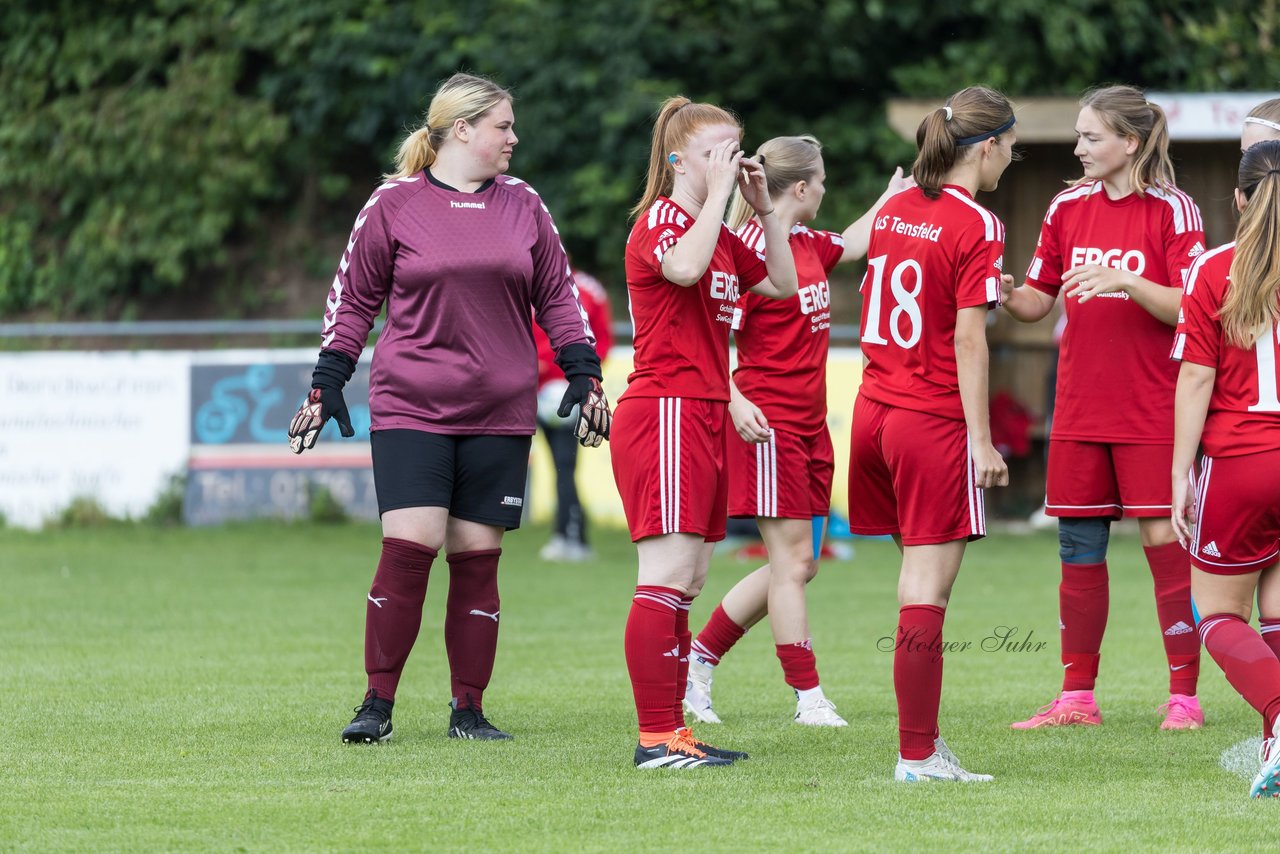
left=1164, top=621, right=1194, bottom=637
left=1201, top=541, right=1222, bottom=558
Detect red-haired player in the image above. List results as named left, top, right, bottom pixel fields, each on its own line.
left=613, top=96, right=798, bottom=769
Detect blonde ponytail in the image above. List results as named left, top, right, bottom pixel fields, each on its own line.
left=726, top=135, right=823, bottom=229
left=385, top=73, right=512, bottom=180
left=1221, top=140, right=1280, bottom=348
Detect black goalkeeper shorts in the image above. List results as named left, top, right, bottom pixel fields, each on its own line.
left=370, top=429, right=532, bottom=529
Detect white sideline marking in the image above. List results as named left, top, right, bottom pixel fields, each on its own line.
left=1221, top=736, right=1262, bottom=779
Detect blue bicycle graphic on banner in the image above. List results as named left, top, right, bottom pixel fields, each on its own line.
left=194, top=364, right=369, bottom=444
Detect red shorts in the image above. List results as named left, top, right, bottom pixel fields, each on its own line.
left=848, top=395, right=985, bottom=546
left=1045, top=440, right=1171, bottom=519
left=1190, top=451, right=1280, bottom=575
left=727, top=425, right=833, bottom=519
left=610, top=396, right=729, bottom=543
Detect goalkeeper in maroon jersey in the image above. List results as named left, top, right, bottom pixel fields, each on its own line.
left=287, top=73, right=610, bottom=745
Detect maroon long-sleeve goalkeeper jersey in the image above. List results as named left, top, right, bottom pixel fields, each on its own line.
left=321, top=171, right=595, bottom=435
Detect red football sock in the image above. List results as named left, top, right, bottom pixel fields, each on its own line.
left=625, top=586, right=682, bottom=734
left=673, top=596, right=694, bottom=729
left=1200, top=613, right=1280, bottom=735
left=1259, top=617, right=1280, bottom=661
left=776, top=639, right=820, bottom=691
left=1145, top=542, right=1200, bottom=695
left=365, top=537, right=437, bottom=700
left=444, top=549, right=502, bottom=710
left=690, top=604, right=746, bottom=666
left=1059, top=561, right=1108, bottom=691
left=895, top=604, right=945, bottom=761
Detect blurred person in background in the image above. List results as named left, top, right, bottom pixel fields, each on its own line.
left=683, top=134, right=912, bottom=729
left=1002, top=85, right=1206, bottom=731
left=1171, top=140, right=1280, bottom=798
left=534, top=267, right=613, bottom=562
left=849, top=86, right=1014, bottom=782
left=286, top=72, right=610, bottom=745
left=613, top=95, right=798, bottom=769
left=1242, top=98, right=1280, bottom=152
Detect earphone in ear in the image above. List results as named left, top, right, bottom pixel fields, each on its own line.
left=668, top=153, right=678, bottom=165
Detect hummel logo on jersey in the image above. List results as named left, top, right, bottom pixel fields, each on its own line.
left=1164, top=621, right=1194, bottom=636
left=469, top=609, right=500, bottom=622
left=368, top=594, right=387, bottom=608
left=1201, top=541, right=1222, bottom=558
left=1188, top=241, right=1205, bottom=258
left=501, top=496, right=524, bottom=507
left=450, top=200, right=486, bottom=210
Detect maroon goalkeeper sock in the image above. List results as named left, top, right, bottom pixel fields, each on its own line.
left=1145, top=542, right=1200, bottom=695
left=365, top=537, right=437, bottom=700
left=444, top=549, right=502, bottom=710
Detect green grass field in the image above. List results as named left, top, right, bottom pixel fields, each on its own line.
left=2, top=523, right=1275, bottom=852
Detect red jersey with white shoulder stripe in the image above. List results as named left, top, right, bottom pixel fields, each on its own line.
left=321, top=171, right=594, bottom=435
left=856, top=185, right=1005, bottom=421
left=1172, top=242, right=1280, bottom=457
left=622, top=197, right=769, bottom=402
left=1026, top=181, right=1205, bottom=443
left=732, top=221, right=844, bottom=434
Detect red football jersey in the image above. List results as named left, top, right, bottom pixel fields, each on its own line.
left=856, top=185, right=1004, bottom=421
left=1172, top=242, right=1280, bottom=457
left=534, top=269, right=613, bottom=389
left=732, top=221, right=845, bottom=434
left=622, top=197, right=768, bottom=402
left=1026, top=181, right=1205, bottom=443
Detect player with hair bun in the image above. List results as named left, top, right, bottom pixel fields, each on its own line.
left=613, top=95, right=798, bottom=769
left=1172, top=140, right=1280, bottom=797
left=850, top=85, right=1015, bottom=782
left=1003, top=85, right=1206, bottom=731
left=682, top=133, right=912, bottom=729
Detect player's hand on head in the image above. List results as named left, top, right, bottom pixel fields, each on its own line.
left=557, top=376, right=611, bottom=447
left=737, top=156, right=770, bottom=213
left=705, top=139, right=742, bottom=202
left=287, top=386, right=354, bottom=454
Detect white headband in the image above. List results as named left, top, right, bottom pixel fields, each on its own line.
left=1245, top=116, right=1280, bottom=133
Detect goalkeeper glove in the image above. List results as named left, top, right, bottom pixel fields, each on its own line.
left=555, top=342, right=610, bottom=447
left=287, top=349, right=356, bottom=454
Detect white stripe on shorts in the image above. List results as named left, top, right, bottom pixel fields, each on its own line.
left=658, top=398, right=683, bottom=534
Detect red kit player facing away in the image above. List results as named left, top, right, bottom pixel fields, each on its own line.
left=1002, top=86, right=1207, bottom=731
left=849, top=86, right=1014, bottom=783
left=1172, top=140, right=1280, bottom=798
left=683, top=135, right=913, bottom=728
left=286, top=74, right=611, bottom=745
left=612, top=96, right=798, bottom=769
